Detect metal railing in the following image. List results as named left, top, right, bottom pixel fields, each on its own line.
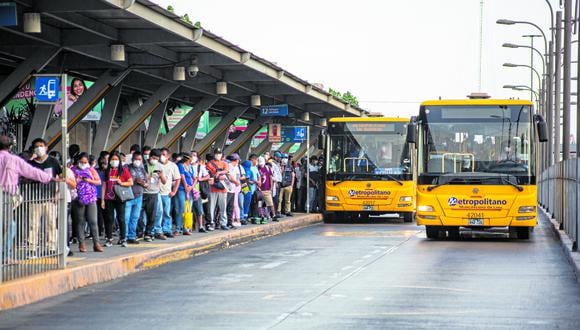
left=1, top=181, right=67, bottom=283
left=538, top=159, right=579, bottom=248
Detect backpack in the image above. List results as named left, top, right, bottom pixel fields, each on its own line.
left=281, top=165, right=293, bottom=187
left=197, top=164, right=210, bottom=199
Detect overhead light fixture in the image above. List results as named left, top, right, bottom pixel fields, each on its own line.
left=173, top=66, right=186, bottom=81
left=319, top=118, right=327, bottom=127
left=301, top=112, right=310, bottom=122
left=251, top=95, right=261, bottom=107
left=110, top=44, right=126, bottom=62
left=23, top=12, right=41, bottom=33
left=216, top=81, right=228, bottom=95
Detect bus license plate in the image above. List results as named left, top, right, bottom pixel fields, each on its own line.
left=363, top=205, right=374, bottom=211
left=468, top=218, right=484, bottom=226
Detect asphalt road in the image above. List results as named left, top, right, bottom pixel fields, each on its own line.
left=1, top=212, right=580, bottom=330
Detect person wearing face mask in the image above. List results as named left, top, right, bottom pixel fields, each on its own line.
left=157, top=148, right=180, bottom=238
left=142, top=145, right=152, bottom=162
left=27, top=138, right=64, bottom=255
left=126, top=151, right=148, bottom=244
left=101, top=151, right=133, bottom=248
left=278, top=153, right=295, bottom=217
left=71, top=153, right=103, bottom=252
left=308, top=155, right=321, bottom=213
left=206, top=148, right=233, bottom=230
left=142, top=149, right=167, bottom=242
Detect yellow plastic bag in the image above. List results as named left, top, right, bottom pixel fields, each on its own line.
left=183, top=200, right=194, bottom=231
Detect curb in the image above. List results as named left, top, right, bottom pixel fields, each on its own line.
left=0, top=214, right=322, bottom=310
left=540, top=207, right=580, bottom=283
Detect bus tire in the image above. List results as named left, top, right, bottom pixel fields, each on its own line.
left=448, top=227, right=461, bottom=240
left=323, top=212, right=336, bottom=223
left=425, top=226, right=439, bottom=239
left=516, top=227, right=531, bottom=240
left=402, top=212, right=415, bottom=223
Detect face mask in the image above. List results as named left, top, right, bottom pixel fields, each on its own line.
left=110, top=160, right=119, bottom=167
left=160, top=155, right=167, bottom=163
left=282, top=159, right=288, bottom=165
left=149, top=159, right=158, bottom=166
left=191, top=156, right=198, bottom=163
left=133, top=160, right=142, bottom=167
left=144, top=154, right=149, bottom=160
left=79, top=163, right=90, bottom=170
left=34, top=146, right=46, bottom=158
left=215, top=154, right=222, bottom=161
left=312, top=161, right=318, bottom=165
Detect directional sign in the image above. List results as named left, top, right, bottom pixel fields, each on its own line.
left=35, top=76, right=60, bottom=103
left=281, top=126, right=307, bottom=142
left=260, top=104, right=289, bottom=117
left=0, top=3, right=17, bottom=27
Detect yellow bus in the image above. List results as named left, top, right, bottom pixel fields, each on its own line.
left=413, top=95, right=548, bottom=239
left=324, top=117, right=416, bottom=222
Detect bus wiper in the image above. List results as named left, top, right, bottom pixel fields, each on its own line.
left=332, top=175, right=355, bottom=186
left=498, top=176, right=524, bottom=192
left=426, top=177, right=463, bottom=191
left=381, top=173, right=403, bottom=186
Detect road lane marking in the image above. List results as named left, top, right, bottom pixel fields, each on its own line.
left=261, top=261, right=288, bottom=269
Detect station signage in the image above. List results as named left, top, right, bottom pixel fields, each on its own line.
left=268, top=123, right=282, bottom=142
left=35, top=76, right=60, bottom=103
left=0, top=3, right=17, bottom=27
left=260, top=104, right=289, bottom=117
left=282, top=126, right=307, bottom=142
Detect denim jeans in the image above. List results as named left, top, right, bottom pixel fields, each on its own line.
left=175, top=190, right=192, bottom=233
left=153, top=194, right=164, bottom=235
left=157, top=195, right=172, bottom=235
left=243, top=190, right=253, bottom=219
left=308, top=187, right=318, bottom=212
left=125, top=196, right=143, bottom=240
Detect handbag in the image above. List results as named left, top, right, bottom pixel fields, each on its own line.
left=183, top=200, right=194, bottom=231
left=113, top=184, right=135, bottom=202
left=197, top=164, right=210, bottom=199
left=212, top=180, right=226, bottom=190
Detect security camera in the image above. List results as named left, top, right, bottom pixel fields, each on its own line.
left=188, top=64, right=199, bottom=77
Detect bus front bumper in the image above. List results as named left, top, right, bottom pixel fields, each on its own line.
left=415, top=215, right=537, bottom=227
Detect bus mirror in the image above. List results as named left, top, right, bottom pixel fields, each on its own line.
left=406, top=123, right=417, bottom=144
left=534, top=114, right=548, bottom=143
left=318, top=133, right=325, bottom=150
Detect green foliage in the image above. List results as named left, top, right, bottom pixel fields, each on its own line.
left=181, top=13, right=192, bottom=24
left=166, top=5, right=201, bottom=28
left=328, top=88, right=359, bottom=107
left=166, top=5, right=174, bottom=13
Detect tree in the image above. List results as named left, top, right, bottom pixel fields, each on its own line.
left=328, top=88, right=359, bottom=107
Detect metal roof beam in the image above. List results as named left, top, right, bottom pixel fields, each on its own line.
left=34, top=0, right=114, bottom=12
left=223, top=70, right=272, bottom=82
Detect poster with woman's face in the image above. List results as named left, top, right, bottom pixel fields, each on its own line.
left=52, top=77, right=101, bottom=120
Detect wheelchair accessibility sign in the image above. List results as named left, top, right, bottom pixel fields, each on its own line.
left=35, top=76, right=60, bottom=103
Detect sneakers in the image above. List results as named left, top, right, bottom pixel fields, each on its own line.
left=144, top=236, right=153, bottom=242
left=206, top=225, right=215, bottom=232
left=285, top=213, right=293, bottom=217
left=220, top=225, right=229, bottom=230
left=251, top=217, right=261, bottom=224
left=127, top=239, right=139, bottom=245
left=104, top=239, right=113, bottom=247
left=121, top=240, right=128, bottom=248
left=261, top=218, right=269, bottom=224
left=199, top=228, right=207, bottom=233
left=164, top=232, right=174, bottom=238
left=241, top=219, right=248, bottom=226
left=272, top=217, right=280, bottom=222
left=183, top=230, right=192, bottom=236
left=155, top=233, right=167, bottom=240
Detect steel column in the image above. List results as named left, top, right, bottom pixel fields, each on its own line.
left=92, top=84, right=122, bottom=153
left=106, top=82, right=179, bottom=152
left=0, top=47, right=60, bottom=107
left=156, top=96, right=218, bottom=149
left=143, top=100, right=168, bottom=148
left=252, top=139, right=272, bottom=157
left=563, top=0, right=572, bottom=160
left=195, top=107, right=248, bottom=156
left=554, top=10, right=562, bottom=162
left=223, top=117, right=269, bottom=155
left=45, top=69, right=130, bottom=149
left=24, top=104, right=53, bottom=149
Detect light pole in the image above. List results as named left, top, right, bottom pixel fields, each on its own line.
left=503, top=84, right=541, bottom=108
left=503, top=63, right=543, bottom=91
left=498, top=19, right=553, bottom=169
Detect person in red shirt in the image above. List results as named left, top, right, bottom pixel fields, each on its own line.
left=101, top=151, right=133, bottom=247
left=206, top=148, right=234, bottom=230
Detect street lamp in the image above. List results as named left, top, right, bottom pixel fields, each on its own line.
left=503, top=84, right=540, bottom=107
left=502, top=43, right=546, bottom=73
left=503, top=63, right=543, bottom=86
left=497, top=19, right=547, bottom=55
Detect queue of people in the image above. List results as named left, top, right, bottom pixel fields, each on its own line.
left=0, top=135, right=325, bottom=260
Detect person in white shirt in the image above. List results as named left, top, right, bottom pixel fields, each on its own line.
left=156, top=148, right=181, bottom=238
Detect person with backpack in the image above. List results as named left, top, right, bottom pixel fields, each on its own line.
left=71, top=153, right=103, bottom=252
left=278, top=153, right=295, bottom=217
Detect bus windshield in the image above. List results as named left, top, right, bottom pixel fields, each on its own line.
left=327, top=121, right=412, bottom=181
left=418, top=105, right=535, bottom=185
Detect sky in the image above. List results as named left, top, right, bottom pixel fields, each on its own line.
left=154, top=0, right=568, bottom=120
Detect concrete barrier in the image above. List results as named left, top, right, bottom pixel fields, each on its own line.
left=540, top=207, right=580, bottom=283
left=0, top=214, right=322, bottom=310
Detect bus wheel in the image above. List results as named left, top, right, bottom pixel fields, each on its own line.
left=425, top=226, right=440, bottom=239
left=401, top=212, right=414, bottom=223
left=448, top=227, right=461, bottom=240
left=516, top=227, right=531, bottom=240
left=323, top=212, right=336, bottom=223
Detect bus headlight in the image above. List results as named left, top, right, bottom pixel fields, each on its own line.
left=518, top=206, right=536, bottom=213
left=399, top=196, right=413, bottom=202
left=417, top=205, right=434, bottom=212
left=326, top=196, right=339, bottom=201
